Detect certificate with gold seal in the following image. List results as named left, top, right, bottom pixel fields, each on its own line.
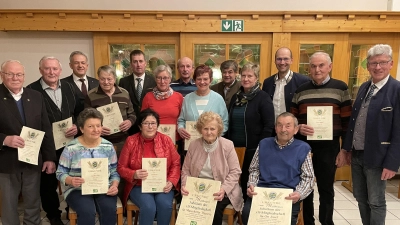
left=248, top=187, right=293, bottom=225
left=81, top=158, right=109, bottom=195
left=52, top=117, right=73, bottom=150
left=157, top=124, right=176, bottom=143
left=184, top=121, right=202, bottom=151
left=176, top=177, right=221, bottom=225
left=18, top=126, right=45, bottom=165
left=307, top=106, right=333, bottom=140
left=97, top=102, right=123, bottom=135
left=141, top=158, right=167, bottom=193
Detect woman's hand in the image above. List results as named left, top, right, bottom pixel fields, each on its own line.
left=107, top=185, right=118, bottom=196
left=101, top=126, right=111, bottom=136
left=133, top=169, right=148, bottom=180
left=178, top=128, right=191, bottom=139
left=213, top=188, right=225, bottom=201
left=163, top=181, right=173, bottom=193
left=181, top=185, right=189, bottom=196
left=67, top=176, right=85, bottom=188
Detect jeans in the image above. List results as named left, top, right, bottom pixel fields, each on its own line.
left=66, top=190, right=117, bottom=225
left=129, top=186, right=174, bottom=225
left=241, top=196, right=300, bottom=225
left=351, top=150, right=386, bottom=225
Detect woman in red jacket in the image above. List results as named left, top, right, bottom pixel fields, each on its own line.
left=117, top=108, right=180, bottom=225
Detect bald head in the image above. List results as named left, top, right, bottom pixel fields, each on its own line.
left=177, top=57, right=194, bottom=82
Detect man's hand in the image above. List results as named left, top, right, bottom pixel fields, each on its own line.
left=336, top=149, right=350, bottom=168
left=285, top=191, right=301, bottom=204
left=3, top=135, right=25, bottom=148
left=119, top=120, right=132, bottom=132
left=381, top=168, right=396, bottom=180
left=247, top=185, right=257, bottom=198
left=178, top=128, right=191, bottom=139
left=65, top=125, right=78, bottom=138
left=299, top=124, right=314, bottom=136
left=163, top=181, right=173, bottom=193
left=42, top=161, right=56, bottom=174
left=213, top=188, right=225, bottom=201
left=101, top=126, right=111, bottom=136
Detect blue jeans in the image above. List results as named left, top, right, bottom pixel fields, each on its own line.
left=66, top=190, right=117, bottom=225
left=129, top=186, right=174, bottom=225
left=351, top=150, right=386, bottom=225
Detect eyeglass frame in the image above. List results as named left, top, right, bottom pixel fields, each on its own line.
left=367, top=60, right=392, bottom=68
left=141, top=122, right=158, bottom=127
left=155, top=76, right=171, bottom=81
left=1, top=72, right=25, bottom=78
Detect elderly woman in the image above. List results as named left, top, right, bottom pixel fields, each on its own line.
left=117, top=108, right=180, bottom=225
left=56, top=108, right=120, bottom=225
left=178, top=65, right=229, bottom=141
left=181, top=111, right=243, bottom=225
left=227, top=62, right=275, bottom=200
left=85, top=65, right=136, bottom=151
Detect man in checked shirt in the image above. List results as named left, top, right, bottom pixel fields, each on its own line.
left=241, top=112, right=315, bottom=225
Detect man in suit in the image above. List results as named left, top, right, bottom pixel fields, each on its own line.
left=0, top=60, right=56, bottom=225
left=170, top=57, right=197, bottom=97
left=119, top=49, right=156, bottom=133
left=210, top=60, right=241, bottom=109
left=26, top=56, right=79, bottom=225
left=262, top=47, right=310, bottom=121
left=338, top=44, right=400, bottom=225
left=61, top=51, right=99, bottom=114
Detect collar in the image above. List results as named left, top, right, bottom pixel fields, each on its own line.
left=6, top=86, right=24, bottom=98
left=312, top=75, right=330, bottom=86
left=371, top=74, right=390, bottom=90
left=274, top=136, right=295, bottom=149
left=133, top=73, right=146, bottom=80
left=95, top=84, right=122, bottom=95
left=275, top=70, right=291, bottom=81
left=73, top=74, right=87, bottom=82
left=224, top=79, right=237, bottom=88
left=40, top=78, right=61, bottom=90
left=177, top=78, right=195, bottom=85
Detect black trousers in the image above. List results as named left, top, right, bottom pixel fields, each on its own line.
left=213, top=196, right=231, bottom=225
left=240, top=148, right=256, bottom=202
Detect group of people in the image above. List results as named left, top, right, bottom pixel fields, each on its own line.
left=0, top=43, right=398, bottom=225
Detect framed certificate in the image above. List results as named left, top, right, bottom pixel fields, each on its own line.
left=176, top=177, right=221, bottom=225
left=248, top=187, right=293, bottom=225
left=184, top=121, right=202, bottom=150
left=141, top=158, right=167, bottom=193
left=97, top=102, right=124, bottom=135
left=18, top=126, right=45, bottom=165
left=157, top=124, right=176, bottom=143
left=52, top=117, right=73, bottom=150
left=81, top=158, right=109, bottom=195
left=307, top=106, right=333, bottom=140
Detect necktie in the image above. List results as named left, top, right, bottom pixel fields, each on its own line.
left=136, top=78, right=143, bottom=101
left=79, top=78, right=87, bottom=96
left=364, top=84, right=376, bottom=102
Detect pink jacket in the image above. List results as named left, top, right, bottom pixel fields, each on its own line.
left=181, top=137, right=243, bottom=211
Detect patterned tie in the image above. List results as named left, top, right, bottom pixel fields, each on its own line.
left=364, top=84, right=376, bottom=102
left=79, top=78, right=87, bottom=96
left=136, top=77, right=143, bottom=101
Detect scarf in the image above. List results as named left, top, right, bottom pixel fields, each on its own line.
left=235, top=81, right=261, bottom=106
left=153, top=86, right=173, bottom=100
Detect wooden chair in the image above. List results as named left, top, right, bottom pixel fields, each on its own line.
left=126, top=198, right=177, bottom=225
left=296, top=202, right=304, bottom=225
left=68, top=197, right=123, bottom=225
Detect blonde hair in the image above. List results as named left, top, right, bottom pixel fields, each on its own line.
left=196, top=111, right=224, bottom=137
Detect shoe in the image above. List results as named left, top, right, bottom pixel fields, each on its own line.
left=49, top=217, right=64, bottom=225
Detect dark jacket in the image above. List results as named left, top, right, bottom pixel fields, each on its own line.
left=211, top=80, right=241, bottom=109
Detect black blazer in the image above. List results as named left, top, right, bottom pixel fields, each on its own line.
left=0, top=84, right=56, bottom=173
left=61, top=74, right=99, bottom=114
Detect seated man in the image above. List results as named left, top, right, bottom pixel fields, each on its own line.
left=241, top=112, right=315, bottom=225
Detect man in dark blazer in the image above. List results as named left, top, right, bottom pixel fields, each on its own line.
left=61, top=51, right=99, bottom=114
left=338, top=44, right=400, bottom=225
left=119, top=49, right=156, bottom=134
left=26, top=56, right=79, bottom=225
left=0, top=60, right=56, bottom=225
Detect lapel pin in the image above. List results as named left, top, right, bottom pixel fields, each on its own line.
left=3, top=98, right=6, bottom=100
left=27, top=99, right=30, bottom=101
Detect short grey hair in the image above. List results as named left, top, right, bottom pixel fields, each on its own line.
left=77, top=108, right=103, bottom=129
left=241, top=62, right=260, bottom=79
left=367, top=44, right=393, bottom=60
left=69, top=51, right=88, bottom=62
left=153, top=65, right=173, bottom=79
left=276, top=112, right=298, bottom=127
left=1, top=60, right=25, bottom=72
left=39, top=56, right=62, bottom=69
left=309, top=52, right=332, bottom=64
left=97, top=65, right=117, bottom=80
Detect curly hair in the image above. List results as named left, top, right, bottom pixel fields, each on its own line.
left=195, top=111, right=224, bottom=137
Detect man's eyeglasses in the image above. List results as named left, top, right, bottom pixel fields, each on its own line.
left=142, top=122, right=157, bottom=127
left=1, top=72, right=25, bottom=78
left=368, top=61, right=391, bottom=68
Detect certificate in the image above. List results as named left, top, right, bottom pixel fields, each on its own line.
left=52, top=117, right=73, bottom=150
left=157, top=124, right=176, bottom=143
left=18, top=126, right=45, bottom=165
left=97, top=102, right=123, bottom=135
left=184, top=121, right=202, bottom=150
left=248, top=187, right=293, bottom=225
left=81, top=158, right=109, bottom=195
left=176, top=177, right=221, bottom=225
left=141, top=158, right=167, bottom=193
left=307, top=106, right=333, bottom=140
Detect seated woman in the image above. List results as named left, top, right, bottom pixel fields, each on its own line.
left=181, top=111, right=243, bottom=225
left=56, top=108, right=120, bottom=225
left=117, top=108, right=180, bottom=225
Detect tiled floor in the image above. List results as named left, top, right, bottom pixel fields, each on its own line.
left=1, top=179, right=400, bottom=224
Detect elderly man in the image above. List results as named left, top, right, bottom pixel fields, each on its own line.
left=338, top=44, right=400, bottom=225
left=211, top=60, right=241, bottom=109
left=291, top=52, right=352, bottom=225
left=26, top=56, right=79, bottom=225
left=241, top=112, right=314, bottom=225
left=262, top=47, right=310, bottom=120
left=0, top=60, right=56, bottom=225
left=170, top=57, right=197, bottom=97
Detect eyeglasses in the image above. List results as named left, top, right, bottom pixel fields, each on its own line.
left=141, top=122, right=157, bottom=127
left=156, top=76, right=171, bottom=81
left=275, top=57, right=291, bottom=62
left=1, top=72, right=25, bottom=78
left=368, top=61, right=391, bottom=68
